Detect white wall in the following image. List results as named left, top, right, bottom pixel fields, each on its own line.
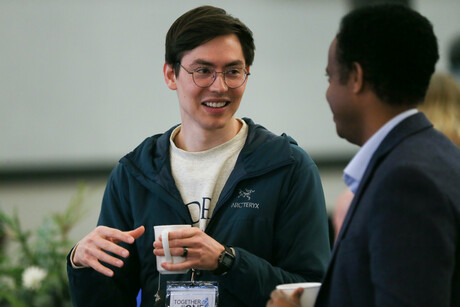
left=1, top=0, right=460, bottom=243
left=3, top=0, right=459, bottom=171
left=2, top=0, right=352, bottom=171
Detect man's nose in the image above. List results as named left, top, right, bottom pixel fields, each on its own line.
left=209, top=72, right=228, bottom=91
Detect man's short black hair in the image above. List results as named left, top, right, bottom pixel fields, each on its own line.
left=336, top=4, right=439, bottom=107
left=165, top=6, right=255, bottom=75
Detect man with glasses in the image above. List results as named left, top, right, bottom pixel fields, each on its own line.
left=67, top=6, right=330, bottom=307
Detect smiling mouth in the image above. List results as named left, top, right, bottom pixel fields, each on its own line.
left=202, top=101, right=229, bottom=108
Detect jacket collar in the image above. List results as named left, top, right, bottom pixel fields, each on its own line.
left=120, top=118, right=297, bottom=197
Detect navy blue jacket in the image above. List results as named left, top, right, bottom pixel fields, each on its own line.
left=315, top=113, right=460, bottom=306
left=68, top=118, right=330, bottom=307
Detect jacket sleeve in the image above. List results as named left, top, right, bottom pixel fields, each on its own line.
left=220, top=146, right=331, bottom=306
left=67, top=164, right=141, bottom=307
left=368, top=165, right=456, bottom=306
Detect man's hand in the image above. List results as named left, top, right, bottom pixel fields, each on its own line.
left=72, top=225, right=145, bottom=277
left=153, top=227, right=224, bottom=271
left=266, top=288, right=303, bottom=307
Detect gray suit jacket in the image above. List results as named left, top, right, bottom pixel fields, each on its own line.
left=316, top=113, right=460, bottom=306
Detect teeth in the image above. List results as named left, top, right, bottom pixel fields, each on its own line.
left=204, top=102, right=226, bottom=108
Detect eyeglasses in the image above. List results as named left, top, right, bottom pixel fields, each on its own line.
left=179, top=64, right=250, bottom=89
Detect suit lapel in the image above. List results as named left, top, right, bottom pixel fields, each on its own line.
left=323, top=113, right=433, bottom=279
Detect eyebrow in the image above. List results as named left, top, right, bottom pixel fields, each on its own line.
left=190, top=59, right=245, bottom=68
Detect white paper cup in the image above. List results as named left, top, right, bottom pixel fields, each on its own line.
left=276, top=282, right=321, bottom=307
left=154, top=224, right=191, bottom=274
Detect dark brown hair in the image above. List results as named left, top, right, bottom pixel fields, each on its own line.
left=165, top=6, right=255, bottom=75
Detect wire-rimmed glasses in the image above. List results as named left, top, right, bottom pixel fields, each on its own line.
left=179, top=64, right=250, bottom=89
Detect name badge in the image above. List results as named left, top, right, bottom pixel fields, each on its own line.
left=166, top=281, right=218, bottom=307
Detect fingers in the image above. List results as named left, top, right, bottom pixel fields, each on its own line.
left=269, top=289, right=285, bottom=301
left=154, top=227, right=199, bottom=247
left=267, top=289, right=285, bottom=307
left=160, top=259, right=192, bottom=272
left=153, top=246, right=185, bottom=257
left=153, top=228, right=191, bottom=250
left=84, top=250, right=120, bottom=277
left=153, top=228, right=223, bottom=271
left=266, top=289, right=299, bottom=307
left=154, top=227, right=207, bottom=250
left=73, top=225, right=145, bottom=277
left=163, top=226, right=198, bottom=240
left=104, top=226, right=142, bottom=244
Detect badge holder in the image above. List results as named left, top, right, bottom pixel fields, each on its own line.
left=165, top=281, right=219, bottom=307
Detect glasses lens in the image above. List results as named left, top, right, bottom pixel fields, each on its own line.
left=224, top=69, right=246, bottom=88
left=193, top=68, right=214, bottom=87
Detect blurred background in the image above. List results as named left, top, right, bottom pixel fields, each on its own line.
left=1, top=0, right=460, bottom=243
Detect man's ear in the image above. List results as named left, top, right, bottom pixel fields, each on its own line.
left=164, top=63, right=177, bottom=90
left=350, top=62, right=364, bottom=94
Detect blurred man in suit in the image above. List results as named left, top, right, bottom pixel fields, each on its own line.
left=268, top=3, right=460, bottom=307
left=317, top=4, right=460, bottom=306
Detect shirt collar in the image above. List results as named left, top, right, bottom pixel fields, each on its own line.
left=343, top=109, right=418, bottom=193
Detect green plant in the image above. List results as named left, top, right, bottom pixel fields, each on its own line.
left=0, top=184, right=88, bottom=307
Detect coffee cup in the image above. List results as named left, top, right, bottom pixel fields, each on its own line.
left=154, top=224, right=191, bottom=274
left=276, top=282, right=321, bottom=307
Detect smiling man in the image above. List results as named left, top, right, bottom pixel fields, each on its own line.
left=67, top=6, right=330, bottom=307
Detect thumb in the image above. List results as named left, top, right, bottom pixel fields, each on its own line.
left=127, top=225, right=145, bottom=240
left=291, top=287, right=304, bottom=304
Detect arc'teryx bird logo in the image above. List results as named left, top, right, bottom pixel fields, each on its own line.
left=238, top=188, right=255, bottom=200
left=232, top=187, right=260, bottom=210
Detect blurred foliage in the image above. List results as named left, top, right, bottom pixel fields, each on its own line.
left=0, top=183, right=88, bottom=307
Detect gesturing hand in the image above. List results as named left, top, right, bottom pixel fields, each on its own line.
left=153, top=227, right=224, bottom=272
left=72, top=225, right=145, bottom=277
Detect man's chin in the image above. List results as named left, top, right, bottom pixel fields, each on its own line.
left=336, top=127, right=357, bottom=146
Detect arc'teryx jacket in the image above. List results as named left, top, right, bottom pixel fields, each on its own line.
left=67, top=118, right=330, bottom=307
